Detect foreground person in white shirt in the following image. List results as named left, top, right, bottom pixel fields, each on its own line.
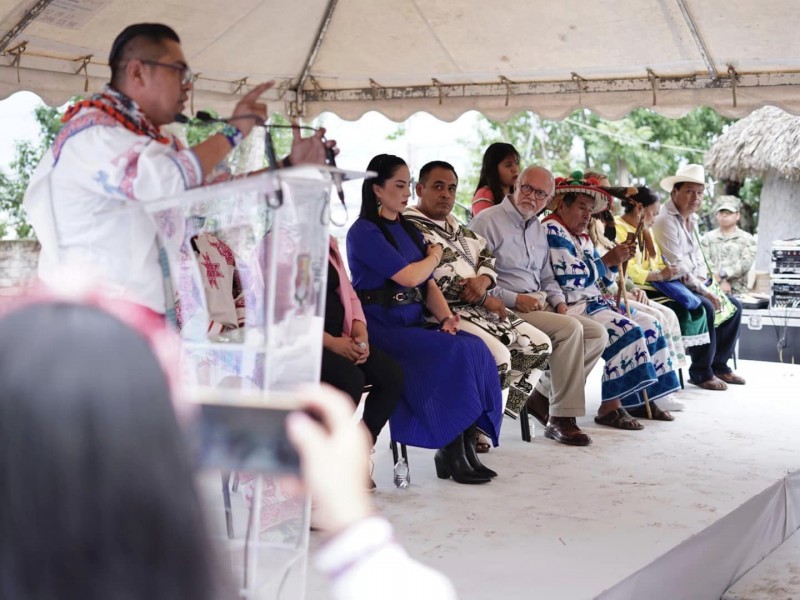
left=0, top=292, right=457, bottom=600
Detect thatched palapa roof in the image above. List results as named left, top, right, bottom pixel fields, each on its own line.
left=705, top=106, right=800, bottom=182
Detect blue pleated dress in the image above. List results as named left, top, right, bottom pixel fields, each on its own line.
left=346, top=217, right=503, bottom=449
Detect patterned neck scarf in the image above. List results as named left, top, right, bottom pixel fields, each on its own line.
left=62, top=85, right=171, bottom=145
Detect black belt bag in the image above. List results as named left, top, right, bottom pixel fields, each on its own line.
left=358, top=286, right=424, bottom=306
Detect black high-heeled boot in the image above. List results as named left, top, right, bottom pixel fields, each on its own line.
left=463, top=425, right=498, bottom=478
left=434, top=432, right=491, bottom=484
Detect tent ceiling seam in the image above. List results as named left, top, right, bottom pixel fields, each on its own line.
left=409, top=0, right=460, bottom=73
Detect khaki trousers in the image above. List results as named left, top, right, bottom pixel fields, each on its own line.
left=515, top=311, right=607, bottom=417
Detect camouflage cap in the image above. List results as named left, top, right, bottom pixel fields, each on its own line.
left=713, top=195, right=741, bottom=213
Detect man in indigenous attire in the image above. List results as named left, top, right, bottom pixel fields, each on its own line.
left=471, top=166, right=603, bottom=446
left=23, top=22, right=333, bottom=316
left=405, top=161, right=551, bottom=423
left=584, top=174, right=693, bottom=393
left=544, top=174, right=682, bottom=429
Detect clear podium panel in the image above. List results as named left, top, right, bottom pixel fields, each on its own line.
left=146, top=167, right=368, bottom=600
left=145, top=168, right=338, bottom=393
left=198, top=470, right=311, bottom=600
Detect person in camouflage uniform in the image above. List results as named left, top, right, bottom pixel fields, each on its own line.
left=700, top=196, right=757, bottom=296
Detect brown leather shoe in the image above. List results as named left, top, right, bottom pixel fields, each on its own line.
left=715, top=371, right=746, bottom=385
left=525, top=390, right=550, bottom=427
left=545, top=417, right=592, bottom=446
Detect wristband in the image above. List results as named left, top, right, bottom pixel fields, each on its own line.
left=477, top=292, right=488, bottom=306
left=219, top=123, right=244, bottom=148
left=439, top=314, right=455, bottom=325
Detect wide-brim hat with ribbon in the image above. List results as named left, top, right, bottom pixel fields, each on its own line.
left=549, top=171, right=614, bottom=213
left=659, top=163, right=705, bottom=192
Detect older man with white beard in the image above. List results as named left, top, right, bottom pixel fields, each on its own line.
left=471, top=166, right=606, bottom=446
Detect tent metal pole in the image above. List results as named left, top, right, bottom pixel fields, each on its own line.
left=674, top=0, right=719, bottom=80
left=294, top=0, right=338, bottom=115
left=0, top=0, right=55, bottom=53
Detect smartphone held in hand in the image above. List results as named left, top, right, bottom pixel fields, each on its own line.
left=192, top=390, right=304, bottom=475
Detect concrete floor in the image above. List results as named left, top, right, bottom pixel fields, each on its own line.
left=202, top=359, right=800, bottom=599
left=302, top=359, right=800, bottom=599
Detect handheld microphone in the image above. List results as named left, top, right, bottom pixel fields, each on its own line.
left=174, top=111, right=283, bottom=207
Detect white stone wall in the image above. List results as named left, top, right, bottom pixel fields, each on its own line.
left=0, top=240, right=40, bottom=289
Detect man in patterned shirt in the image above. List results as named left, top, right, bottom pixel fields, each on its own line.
left=405, top=161, right=552, bottom=424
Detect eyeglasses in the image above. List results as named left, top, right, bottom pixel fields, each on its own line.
left=518, top=184, right=551, bottom=201
left=139, top=60, right=193, bottom=85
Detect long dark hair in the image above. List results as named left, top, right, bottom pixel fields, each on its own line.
left=361, top=154, right=426, bottom=255
left=622, top=186, right=660, bottom=214
left=0, top=302, right=224, bottom=600
left=474, top=142, right=520, bottom=206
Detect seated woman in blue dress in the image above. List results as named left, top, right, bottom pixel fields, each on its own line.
left=346, top=154, right=503, bottom=485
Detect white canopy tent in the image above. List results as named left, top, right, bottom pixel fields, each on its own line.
left=2, top=0, right=800, bottom=122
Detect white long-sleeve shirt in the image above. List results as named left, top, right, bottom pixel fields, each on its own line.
left=316, top=517, right=457, bottom=600
left=652, top=198, right=709, bottom=294
left=23, top=106, right=203, bottom=313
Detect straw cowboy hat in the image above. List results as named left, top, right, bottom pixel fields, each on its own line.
left=659, top=164, right=706, bottom=192
left=549, top=171, right=614, bottom=213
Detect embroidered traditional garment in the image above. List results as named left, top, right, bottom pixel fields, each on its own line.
left=23, top=86, right=208, bottom=313
left=175, top=232, right=245, bottom=337
left=405, top=206, right=551, bottom=417
left=543, top=215, right=681, bottom=405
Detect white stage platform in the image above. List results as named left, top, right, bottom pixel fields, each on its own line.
left=302, top=359, right=800, bottom=600
left=723, top=525, right=800, bottom=599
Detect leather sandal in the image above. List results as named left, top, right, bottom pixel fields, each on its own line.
left=689, top=376, right=728, bottom=391
left=594, top=407, right=644, bottom=430
left=628, top=403, right=675, bottom=422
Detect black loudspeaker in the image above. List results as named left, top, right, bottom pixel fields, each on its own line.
left=739, top=308, right=800, bottom=364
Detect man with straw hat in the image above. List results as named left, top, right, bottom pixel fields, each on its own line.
left=653, top=165, right=745, bottom=391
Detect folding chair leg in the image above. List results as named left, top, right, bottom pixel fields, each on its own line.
left=221, top=471, right=234, bottom=539
left=519, top=406, right=532, bottom=443
left=678, top=368, right=685, bottom=390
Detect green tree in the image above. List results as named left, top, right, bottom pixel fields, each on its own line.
left=466, top=107, right=758, bottom=229
left=0, top=104, right=64, bottom=238
left=0, top=102, right=302, bottom=239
